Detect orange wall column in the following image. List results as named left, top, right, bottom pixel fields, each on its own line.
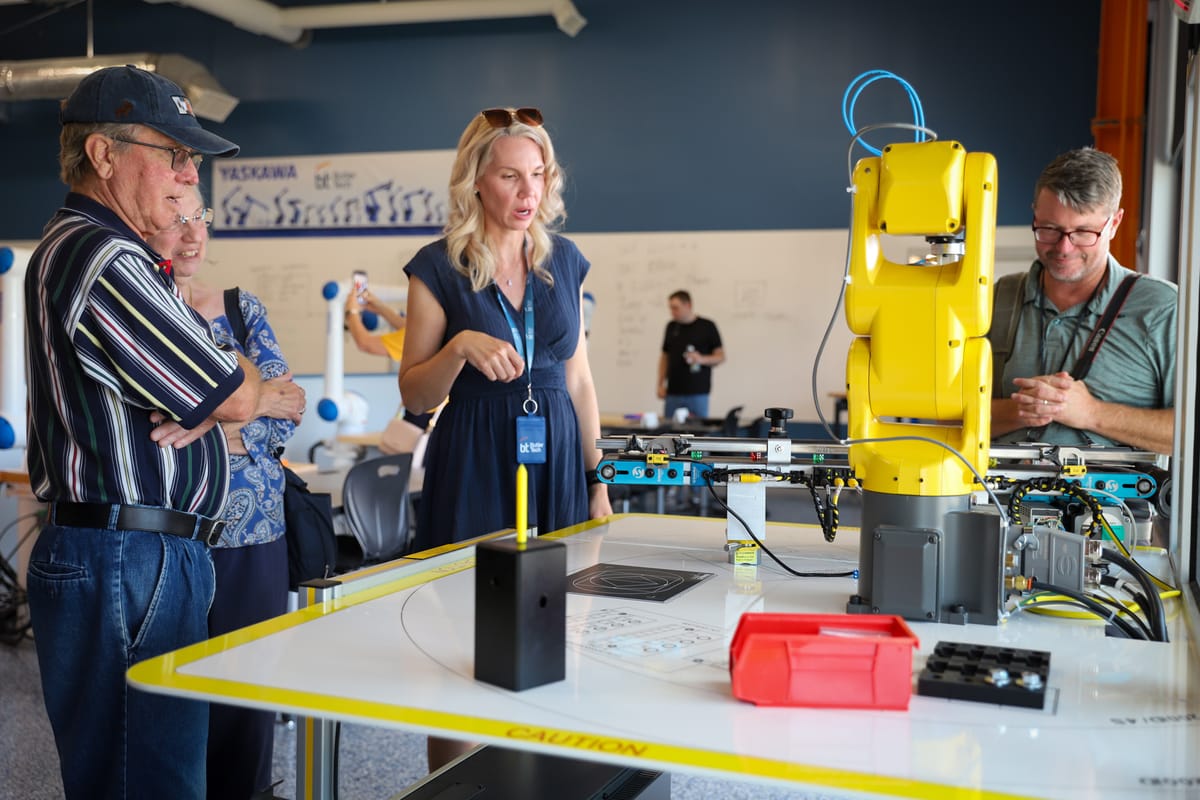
left=1093, top=0, right=1148, bottom=270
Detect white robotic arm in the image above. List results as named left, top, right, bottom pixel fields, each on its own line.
left=315, top=279, right=407, bottom=469
left=0, top=247, right=30, bottom=450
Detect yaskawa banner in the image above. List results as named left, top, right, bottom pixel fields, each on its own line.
left=211, top=150, right=455, bottom=236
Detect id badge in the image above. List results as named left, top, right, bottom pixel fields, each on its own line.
left=516, top=414, right=547, bottom=464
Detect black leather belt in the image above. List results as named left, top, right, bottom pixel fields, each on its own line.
left=51, top=502, right=225, bottom=547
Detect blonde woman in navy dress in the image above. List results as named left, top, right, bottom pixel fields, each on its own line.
left=400, top=108, right=611, bottom=560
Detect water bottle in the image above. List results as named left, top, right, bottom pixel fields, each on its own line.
left=686, top=345, right=701, bottom=373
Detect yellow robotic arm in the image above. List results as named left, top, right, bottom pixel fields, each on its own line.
left=844, top=140, right=1003, bottom=624
left=845, top=140, right=997, bottom=495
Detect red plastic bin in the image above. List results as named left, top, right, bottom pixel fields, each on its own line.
left=729, top=613, right=919, bottom=710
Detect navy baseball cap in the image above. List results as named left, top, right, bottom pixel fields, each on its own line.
left=60, top=65, right=239, bottom=157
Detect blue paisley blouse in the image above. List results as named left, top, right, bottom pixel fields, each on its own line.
left=209, top=289, right=295, bottom=548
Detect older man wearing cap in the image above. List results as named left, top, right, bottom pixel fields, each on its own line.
left=24, top=65, right=260, bottom=799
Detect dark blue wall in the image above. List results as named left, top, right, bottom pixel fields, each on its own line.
left=0, top=0, right=1100, bottom=238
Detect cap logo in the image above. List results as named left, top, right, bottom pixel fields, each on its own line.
left=114, top=101, right=134, bottom=119
left=171, top=95, right=196, bottom=117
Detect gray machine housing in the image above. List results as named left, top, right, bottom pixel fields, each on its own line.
left=847, top=489, right=1089, bottom=625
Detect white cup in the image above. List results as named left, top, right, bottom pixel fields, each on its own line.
left=673, top=407, right=689, bottom=425
left=642, top=411, right=659, bottom=429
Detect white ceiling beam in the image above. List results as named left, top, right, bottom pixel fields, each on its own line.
left=142, top=0, right=586, bottom=44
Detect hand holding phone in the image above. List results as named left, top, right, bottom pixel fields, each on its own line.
left=352, top=270, right=368, bottom=305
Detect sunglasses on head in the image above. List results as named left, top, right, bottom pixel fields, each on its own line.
left=480, top=107, right=543, bottom=129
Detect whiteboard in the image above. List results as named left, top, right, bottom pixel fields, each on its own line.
left=194, top=226, right=1035, bottom=423
left=573, top=227, right=1035, bottom=425
left=201, top=234, right=434, bottom=377
left=572, top=230, right=850, bottom=424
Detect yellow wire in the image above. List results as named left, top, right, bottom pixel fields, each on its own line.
left=1020, top=589, right=1180, bottom=622
left=1098, top=515, right=1131, bottom=555
left=1097, top=516, right=1176, bottom=592
left=1020, top=592, right=1135, bottom=621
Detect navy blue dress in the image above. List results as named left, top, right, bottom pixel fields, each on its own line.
left=404, top=235, right=590, bottom=550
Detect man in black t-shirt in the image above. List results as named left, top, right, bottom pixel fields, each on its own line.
left=657, top=290, right=725, bottom=419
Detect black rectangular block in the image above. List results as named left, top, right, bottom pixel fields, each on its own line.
left=917, top=640, right=1051, bottom=709
left=474, top=538, right=566, bottom=691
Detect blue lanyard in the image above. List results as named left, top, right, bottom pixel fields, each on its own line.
left=496, top=278, right=537, bottom=413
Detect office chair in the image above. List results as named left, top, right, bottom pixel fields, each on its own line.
left=339, top=452, right=415, bottom=568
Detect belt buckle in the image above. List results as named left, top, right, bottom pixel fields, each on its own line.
left=204, top=520, right=226, bottom=547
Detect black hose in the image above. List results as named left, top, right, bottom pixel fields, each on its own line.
left=1102, top=547, right=1168, bottom=643
left=1030, top=579, right=1144, bottom=640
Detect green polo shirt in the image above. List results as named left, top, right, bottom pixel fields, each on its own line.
left=990, top=256, right=1176, bottom=447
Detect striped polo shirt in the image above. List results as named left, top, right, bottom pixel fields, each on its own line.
left=24, top=193, right=245, bottom=519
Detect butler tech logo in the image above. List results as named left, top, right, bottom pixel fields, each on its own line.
left=518, top=436, right=545, bottom=457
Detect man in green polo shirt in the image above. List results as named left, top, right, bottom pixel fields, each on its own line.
left=989, top=148, right=1176, bottom=456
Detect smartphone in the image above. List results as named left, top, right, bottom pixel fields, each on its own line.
left=352, top=270, right=368, bottom=304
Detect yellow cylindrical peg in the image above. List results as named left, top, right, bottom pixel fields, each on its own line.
left=515, top=463, right=528, bottom=546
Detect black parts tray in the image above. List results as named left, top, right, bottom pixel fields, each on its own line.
left=917, top=640, right=1050, bottom=709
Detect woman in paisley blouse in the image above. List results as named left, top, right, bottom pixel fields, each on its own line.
left=148, top=188, right=305, bottom=800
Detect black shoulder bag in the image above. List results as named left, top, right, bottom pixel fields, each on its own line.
left=1069, top=273, right=1140, bottom=381
left=223, top=288, right=337, bottom=589
left=992, top=271, right=1140, bottom=389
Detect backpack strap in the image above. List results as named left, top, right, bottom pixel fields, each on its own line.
left=1070, top=273, right=1141, bottom=381
left=223, top=287, right=248, bottom=350
left=990, top=272, right=1026, bottom=397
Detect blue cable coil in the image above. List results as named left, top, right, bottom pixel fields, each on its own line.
left=842, top=69, right=926, bottom=156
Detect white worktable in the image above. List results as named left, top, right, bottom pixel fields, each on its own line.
left=128, top=514, right=1200, bottom=800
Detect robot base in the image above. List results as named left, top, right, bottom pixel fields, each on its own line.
left=847, top=490, right=1005, bottom=625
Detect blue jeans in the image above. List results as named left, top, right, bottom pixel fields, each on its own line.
left=664, top=394, right=709, bottom=420
left=26, top=525, right=216, bottom=800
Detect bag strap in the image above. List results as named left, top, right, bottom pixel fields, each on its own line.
left=990, top=272, right=1026, bottom=397
left=1070, top=273, right=1140, bottom=381
left=223, top=286, right=280, bottom=455
left=223, top=287, right=248, bottom=350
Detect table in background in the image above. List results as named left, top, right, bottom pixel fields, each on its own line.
left=129, top=514, right=1200, bottom=800
left=287, top=462, right=351, bottom=508
left=0, top=468, right=43, bottom=587
left=336, top=431, right=384, bottom=450
left=598, top=412, right=728, bottom=436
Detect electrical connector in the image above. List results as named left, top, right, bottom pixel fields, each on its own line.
left=1005, top=575, right=1032, bottom=592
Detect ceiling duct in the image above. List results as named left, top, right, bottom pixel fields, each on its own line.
left=0, top=52, right=239, bottom=122
left=142, top=0, right=588, bottom=42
